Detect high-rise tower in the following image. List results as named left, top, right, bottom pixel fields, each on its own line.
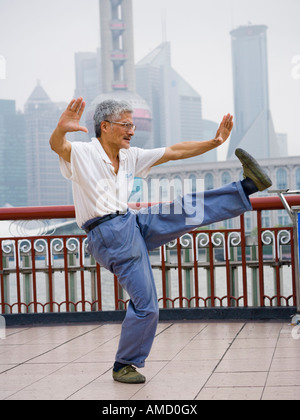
left=100, top=0, right=135, bottom=93
left=136, top=42, right=215, bottom=163
left=227, top=25, right=280, bottom=160
left=86, top=0, right=152, bottom=148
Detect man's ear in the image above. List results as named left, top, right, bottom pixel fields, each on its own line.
left=101, top=120, right=110, bottom=134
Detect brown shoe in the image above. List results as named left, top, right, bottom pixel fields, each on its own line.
left=235, top=148, right=272, bottom=192
left=112, top=365, right=146, bottom=384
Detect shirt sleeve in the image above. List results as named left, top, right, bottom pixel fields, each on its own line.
left=59, top=142, right=87, bottom=183
left=134, top=147, right=166, bottom=178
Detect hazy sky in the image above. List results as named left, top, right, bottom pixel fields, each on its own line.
left=0, top=0, right=299, bottom=159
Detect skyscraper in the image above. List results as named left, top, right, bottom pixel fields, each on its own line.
left=85, top=0, right=153, bottom=148
left=0, top=100, right=26, bottom=207
left=227, top=25, right=280, bottom=160
left=136, top=42, right=217, bottom=162
left=100, top=0, right=135, bottom=93
left=25, top=81, right=71, bottom=206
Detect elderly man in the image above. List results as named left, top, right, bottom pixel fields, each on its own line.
left=50, top=97, right=272, bottom=384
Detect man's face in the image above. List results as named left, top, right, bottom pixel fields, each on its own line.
left=105, top=111, right=135, bottom=150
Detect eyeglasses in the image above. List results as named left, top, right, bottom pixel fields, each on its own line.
left=104, top=120, right=136, bottom=132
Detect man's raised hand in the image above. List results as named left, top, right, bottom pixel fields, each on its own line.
left=57, top=97, right=88, bottom=134
left=214, top=114, right=234, bottom=146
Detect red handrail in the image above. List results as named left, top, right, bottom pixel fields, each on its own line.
left=0, top=196, right=300, bottom=221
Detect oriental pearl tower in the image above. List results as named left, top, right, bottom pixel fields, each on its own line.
left=86, top=0, right=153, bottom=148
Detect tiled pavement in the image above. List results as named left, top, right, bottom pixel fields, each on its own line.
left=0, top=320, right=299, bottom=400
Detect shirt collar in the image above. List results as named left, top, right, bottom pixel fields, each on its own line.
left=92, top=137, right=127, bottom=163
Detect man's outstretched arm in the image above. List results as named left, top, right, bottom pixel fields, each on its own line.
left=49, top=97, right=88, bottom=163
left=153, top=113, right=233, bottom=166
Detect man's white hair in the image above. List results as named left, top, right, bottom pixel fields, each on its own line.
left=94, top=99, right=133, bottom=137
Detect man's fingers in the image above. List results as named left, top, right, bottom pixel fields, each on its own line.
left=67, top=99, right=76, bottom=111
left=224, top=114, right=233, bottom=129
left=78, top=100, right=86, bottom=118
left=68, top=97, right=85, bottom=113
left=72, top=97, right=83, bottom=112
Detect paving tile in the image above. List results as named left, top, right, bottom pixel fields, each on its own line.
left=262, top=386, right=300, bottom=400
left=216, top=358, right=271, bottom=373
left=174, top=347, right=227, bottom=361
left=0, top=363, right=65, bottom=392
left=7, top=362, right=111, bottom=400
left=266, top=370, right=300, bottom=387
left=277, top=337, right=300, bottom=348
left=197, top=323, right=244, bottom=339
left=237, top=323, right=283, bottom=339
left=0, top=364, right=17, bottom=374
left=187, top=338, right=231, bottom=350
left=196, top=387, right=263, bottom=400
left=150, top=360, right=218, bottom=382
left=205, top=372, right=268, bottom=388
left=223, top=347, right=274, bottom=361
left=273, top=346, right=300, bottom=359
left=0, top=344, right=58, bottom=364
left=132, top=380, right=204, bottom=401
left=230, top=338, right=278, bottom=349
left=270, top=357, right=300, bottom=372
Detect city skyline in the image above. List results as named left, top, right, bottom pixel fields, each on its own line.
left=0, top=0, right=299, bottom=160
left=227, top=24, right=281, bottom=160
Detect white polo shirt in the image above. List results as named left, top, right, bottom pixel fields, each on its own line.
left=59, top=137, right=165, bottom=228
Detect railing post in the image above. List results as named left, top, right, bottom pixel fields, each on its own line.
left=1, top=255, right=10, bottom=314
left=22, top=254, right=32, bottom=313
left=257, top=211, right=265, bottom=307
left=230, top=246, right=239, bottom=307
left=68, top=253, right=77, bottom=312
left=250, top=242, right=259, bottom=306
left=184, top=247, right=193, bottom=308
left=206, top=235, right=215, bottom=307
left=90, top=255, right=98, bottom=311
left=292, top=207, right=300, bottom=321
left=160, top=245, right=172, bottom=308
left=165, top=249, right=172, bottom=308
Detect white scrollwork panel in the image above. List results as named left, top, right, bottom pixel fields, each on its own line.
left=277, top=230, right=291, bottom=260
left=261, top=230, right=276, bottom=259
left=195, top=233, right=209, bottom=262
left=212, top=232, right=225, bottom=260
left=179, top=234, right=193, bottom=249
left=227, top=232, right=242, bottom=261
left=50, top=238, right=64, bottom=267
left=2, top=240, right=16, bottom=268
left=17, top=239, right=32, bottom=266
left=66, top=238, right=80, bottom=267
left=34, top=239, right=49, bottom=266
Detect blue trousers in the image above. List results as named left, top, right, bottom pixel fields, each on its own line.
left=85, top=181, right=252, bottom=368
